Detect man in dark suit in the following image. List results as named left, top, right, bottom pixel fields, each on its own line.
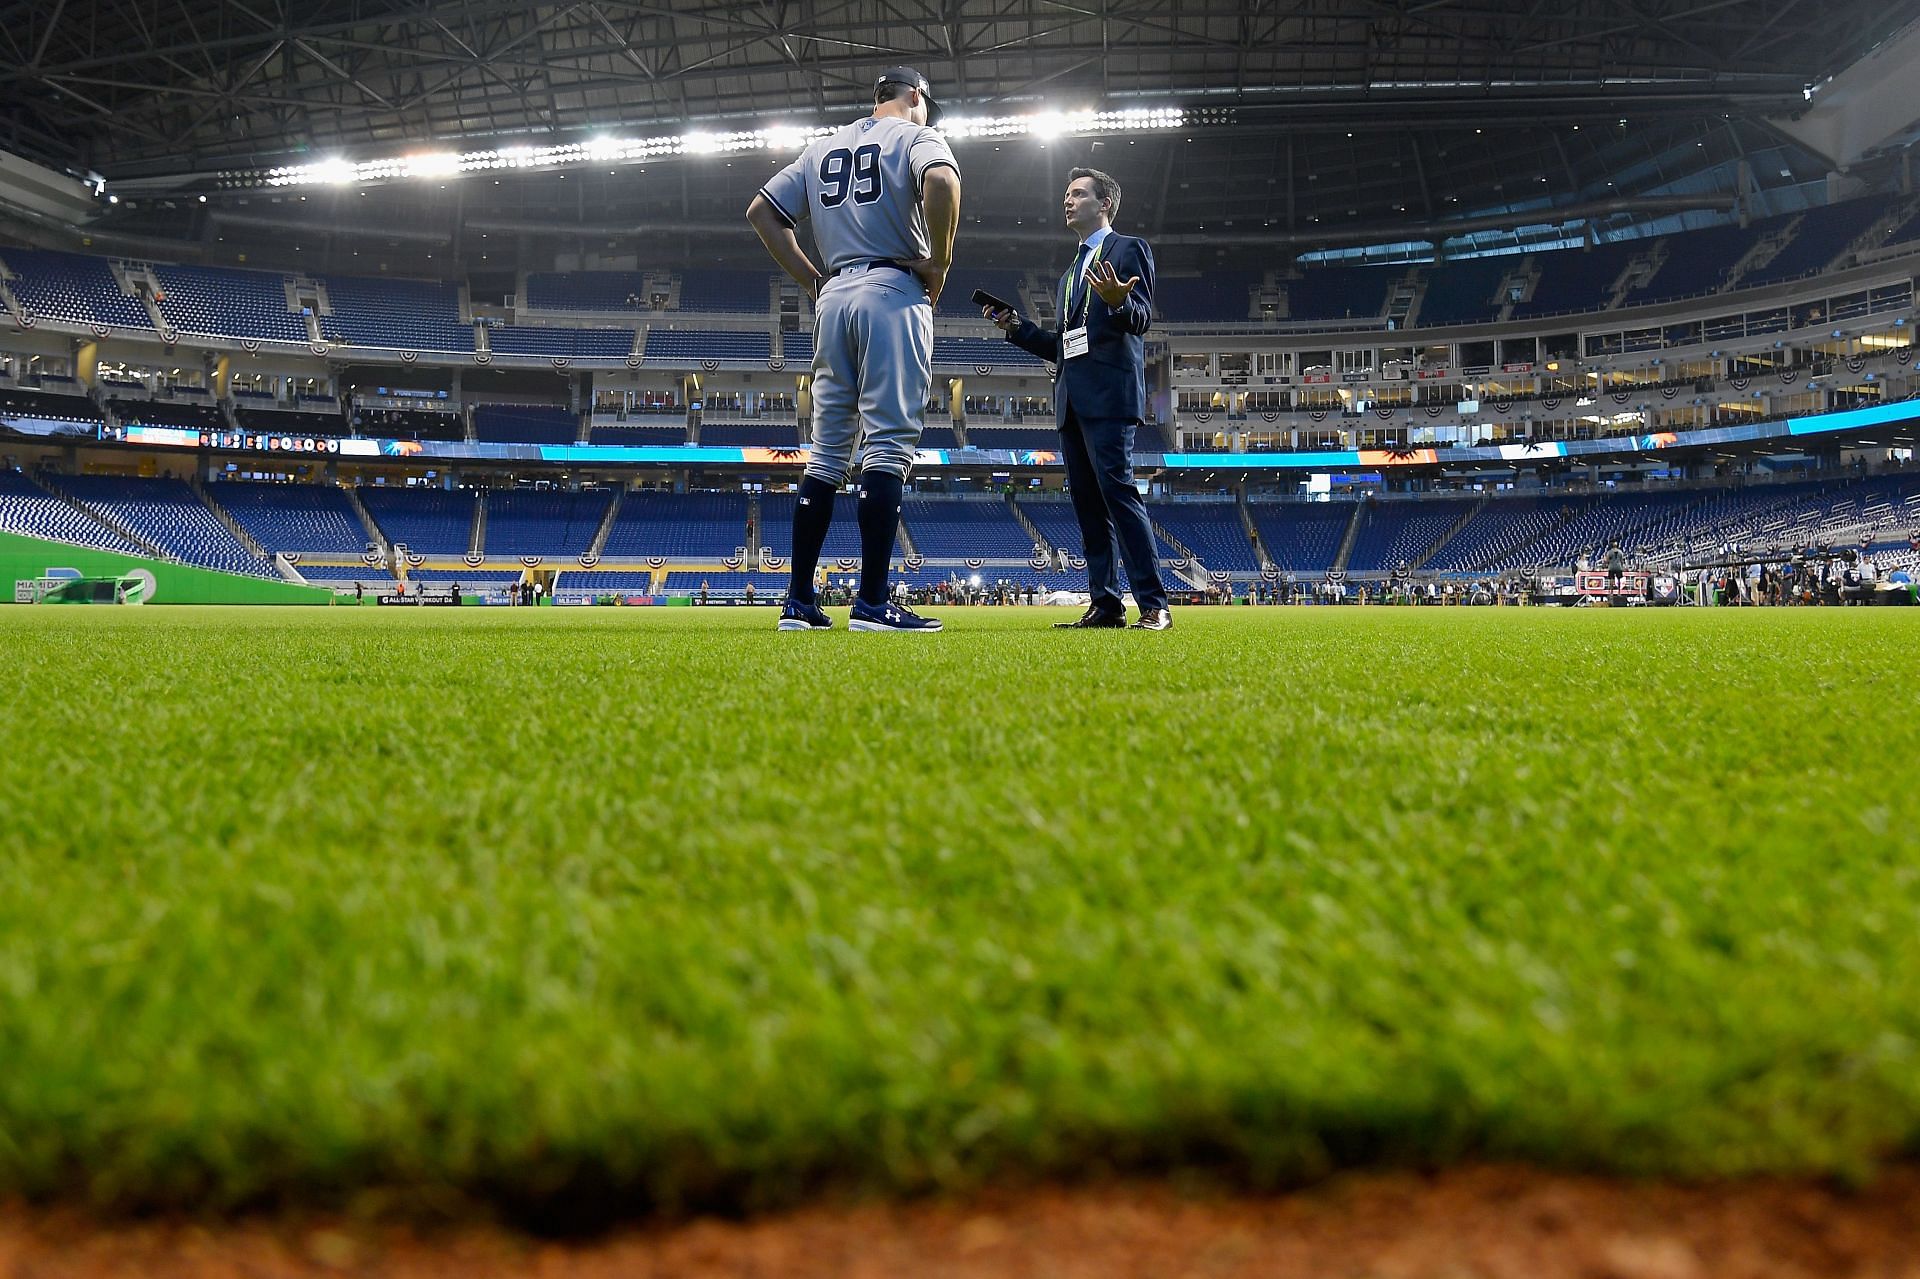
left=984, top=167, right=1171, bottom=630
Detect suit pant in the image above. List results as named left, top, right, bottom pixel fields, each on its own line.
left=1059, top=405, right=1168, bottom=613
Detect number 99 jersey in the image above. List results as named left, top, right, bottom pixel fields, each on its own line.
left=757, top=115, right=958, bottom=273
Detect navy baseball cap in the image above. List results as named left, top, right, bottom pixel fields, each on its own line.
left=877, top=66, right=942, bottom=126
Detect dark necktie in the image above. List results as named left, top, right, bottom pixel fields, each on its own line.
left=1064, top=242, right=1092, bottom=323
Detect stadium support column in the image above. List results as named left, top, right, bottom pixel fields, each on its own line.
left=73, top=338, right=98, bottom=389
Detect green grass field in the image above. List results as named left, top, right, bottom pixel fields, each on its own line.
left=2, top=605, right=1917, bottom=1221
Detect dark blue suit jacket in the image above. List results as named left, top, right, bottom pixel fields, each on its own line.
left=1006, top=231, right=1154, bottom=426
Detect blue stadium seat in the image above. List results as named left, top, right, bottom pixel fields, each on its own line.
left=1416, top=258, right=1513, bottom=328
left=320, top=275, right=475, bottom=351
left=0, top=247, right=152, bottom=329
left=0, top=469, right=144, bottom=553
left=151, top=263, right=308, bottom=341
left=358, top=487, right=476, bottom=554
left=484, top=489, right=612, bottom=556
left=1148, top=501, right=1258, bottom=571
left=676, top=269, right=774, bottom=313
left=600, top=491, right=749, bottom=557
left=1245, top=502, right=1356, bottom=574
left=644, top=329, right=773, bottom=362
left=486, top=325, right=635, bottom=357
left=899, top=497, right=1038, bottom=558
left=213, top=482, right=368, bottom=553
left=472, top=404, right=578, bottom=445
left=47, top=474, right=277, bottom=577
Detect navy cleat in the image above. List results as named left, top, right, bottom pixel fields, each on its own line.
left=848, top=598, right=943, bottom=632
left=776, top=597, right=834, bottom=631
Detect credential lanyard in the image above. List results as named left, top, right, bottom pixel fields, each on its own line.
left=1060, top=239, right=1109, bottom=326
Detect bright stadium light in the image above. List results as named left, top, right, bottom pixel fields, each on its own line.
left=406, top=152, right=462, bottom=179
left=313, top=159, right=357, bottom=185
left=219, top=106, right=1187, bottom=192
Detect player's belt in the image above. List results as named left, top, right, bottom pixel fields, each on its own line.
left=834, top=259, right=915, bottom=276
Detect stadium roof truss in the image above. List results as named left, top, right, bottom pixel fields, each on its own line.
left=0, top=0, right=1914, bottom=258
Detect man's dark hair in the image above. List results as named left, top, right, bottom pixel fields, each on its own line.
left=876, top=81, right=916, bottom=108
left=1069, top=166, right=1122, bottom=221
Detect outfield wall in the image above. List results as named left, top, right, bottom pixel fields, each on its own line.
left=0, top=532, right=337, bottom=605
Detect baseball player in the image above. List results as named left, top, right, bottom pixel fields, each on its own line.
left=746, top=66, right=961, bottom=632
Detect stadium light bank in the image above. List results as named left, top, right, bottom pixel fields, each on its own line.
left=213, top=108, right=1186, bottom=193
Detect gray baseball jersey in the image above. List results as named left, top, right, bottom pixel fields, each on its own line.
left=759, top=116, right=957, bottom=271
left=760, top=114, right=958, bottom=483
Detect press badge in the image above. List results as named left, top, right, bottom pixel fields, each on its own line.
left=1062, top=327, right=1089, bottom=359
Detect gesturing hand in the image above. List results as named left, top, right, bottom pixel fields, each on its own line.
left=1086, top=259, right=1141, bottom=307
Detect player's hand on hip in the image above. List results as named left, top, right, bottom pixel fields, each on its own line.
left=984, top=305, right=1019, bottom=332
left=903, top=256, right=949, bottom=304
left=1087, top=259, right=1140, bottom=307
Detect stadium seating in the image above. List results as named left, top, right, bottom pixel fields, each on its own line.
left=936, top=269, right=1026, bottom=319
left=676, top=269, right=773, bottom=313
left=588, top=422, right=690, bottom=446
left=1155, top=275, right=1253, bottom=323
left=357, top=487, right=477, bottom=554
left=523, top=270, right=653, bottom=312
left=698, top=423, right=802, bottom=447
left=1245, top=502, right=1355, bottom=573
left=1620, top=224, right=1760, bottom=306
left=406, top=569, right=520, bottom=583
left=1511, top=241, right=1639, bottom=319
left=294, top=565, right=395, bottom=585
left=661, top=570, right=786, bottom=595
left=1148, top=501, right=1259, bottom=571
left=483, top=488, right=612, bottom=556
left=781, top=330, right=815, bottom=365
left=1283, top=266, right=1394, bottom=323
left=900, top=496, right=1039, bottom=558
left=1881, top=208, right=1920, bottom=249
left=1415, top=258, right=1513, bottom=328
left=600, top=491, right=749, bottom=557
left=0, top=468, right=144, bottom=553
left=759, top=491, right=863, bottom=559
left=1741, top=199, right=1890, bottom=288
left=151, top=263, right=308, bottom=342
left=961, top=426, right=1061, bottom=451
left=1476, top=489, right=1699, bottom=573
left=0, top=387, right=106, bottom=434
left=235, top=406, right=347, bottom=434
left=933, top=336, right=1044, bottom=369
left=558, top=570, right=657, bottom=593
left=472, top=404, right=578, bottom=445
left=319, top=275, right=474, bottom=351
left=1014, top=497, right=1088, bottom=556
left=0, top=247, right=152, bottom=329
left=352, top=406, right=464, bottom=440
left=919, top=426, right=962, bottom=449
left=108, top=396, right=224, bottom=429
left=1344, top=498, right=1479, bottom=572
left=1423, top=495, right=1558, bottom=572
left=486, top=325, right=635, bottom=358
left=47, top=474, right=275, bottom=576
left=643, top=329, right=772, bottom=362
left=212, top=482, right=368, bottom=553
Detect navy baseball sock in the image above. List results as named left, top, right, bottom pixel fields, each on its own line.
left=786, top=474, right=838, bottom=604
left=855, top=470, right=904, bottom=607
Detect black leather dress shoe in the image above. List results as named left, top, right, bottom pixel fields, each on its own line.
left=1054, top=605, right=1127, bottom=629
left=1130, top=608, right=1173, bottom=631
